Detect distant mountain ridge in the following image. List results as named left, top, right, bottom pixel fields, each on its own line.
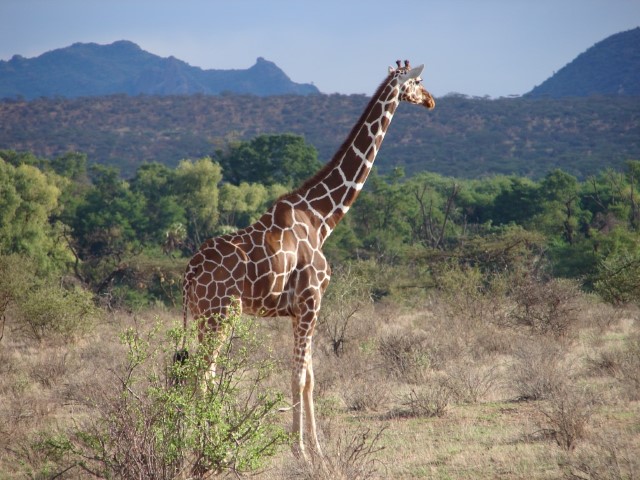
left=0, top=40, right=320, bottom=99
left=527, top=27, right=640, bottom=98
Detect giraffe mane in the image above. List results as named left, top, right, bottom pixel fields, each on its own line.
left=281, top=74, right=394, bottom=200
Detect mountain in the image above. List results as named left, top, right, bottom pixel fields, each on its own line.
left=0, top=41, right=320, bottom=99
left=526, top=27, right=640, bottom=98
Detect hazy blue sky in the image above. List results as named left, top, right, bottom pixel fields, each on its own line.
left=1, top=0, right=638, bottom=97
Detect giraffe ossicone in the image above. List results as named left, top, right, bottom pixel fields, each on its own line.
left=183, top=60, right=435, bottom=459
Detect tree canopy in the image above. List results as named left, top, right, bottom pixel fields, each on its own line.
left=1, top=138, right=639, bottom=306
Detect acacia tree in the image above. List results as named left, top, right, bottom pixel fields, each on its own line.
left=536, top=169, right=583, bottom=245
left=217, top=133, right=321, bottom=187
left=404, top=173, right=461, bottom=249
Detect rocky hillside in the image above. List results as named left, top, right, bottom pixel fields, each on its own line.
left=1, top=93, right=638, bottom=179
left=527, top=27, right=640, bottom=97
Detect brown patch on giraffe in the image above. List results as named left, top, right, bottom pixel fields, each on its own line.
left=336, top=159, right=359, bottom=184
left=322, top=169, right=344, bottom=190
left=354, top=128, right=373, bottom=156
left=309, top=196, right=334, bottom=216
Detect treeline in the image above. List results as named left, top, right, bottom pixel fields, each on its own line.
left=1, top=134, right=639, bottom=309
left=1, top=94, right=638, bottom=179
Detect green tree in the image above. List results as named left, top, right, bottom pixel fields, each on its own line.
left=71, top=165, right=147, bottom=290
left=536, top=169, right=583, bottom=244
left=174, top=157, right=223, bottom=247
left=624, top=160, right=640, bottom=230
left=130, top=162, right=186, bottom=244
left=50, top=151, right=89, bottom=181
left=217, top=181, right=287, bottom=229
left=217, top=133, right=321, bottom=187
left=0, top=158, right=71, bottom=272
left=351, top=169, right=412, bottom=260
left=490, top=177, right=542, bottom=226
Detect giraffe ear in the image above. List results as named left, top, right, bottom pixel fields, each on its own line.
left=408, top=64, right=425, bottom=79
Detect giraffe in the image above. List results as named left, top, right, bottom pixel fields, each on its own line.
left=183, top=60, right=435, bottom=458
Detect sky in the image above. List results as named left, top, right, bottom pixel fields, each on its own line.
left=1, top=0, right=639, bottom=98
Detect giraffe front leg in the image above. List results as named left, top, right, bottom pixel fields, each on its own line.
left=291, top=359, right=307, bottom=460
left=303, top=357, right=323, bottom=458
left=291, top=321, right=317, bottom=459
left=291, top=316, right=323, bottom=460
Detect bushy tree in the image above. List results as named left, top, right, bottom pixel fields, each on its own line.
left=130, top=162, right=186, bottom=244
left=218, top=181, right=270, bottom=229
left=174, top=157, right=222, bottom=247
left=0, top=157, right=72, bottom=272
left=217, top=133, right=321, bottom=187
left=490, top=176, right=542, bottom=226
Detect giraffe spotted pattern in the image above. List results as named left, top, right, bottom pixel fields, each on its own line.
left=183, top=60, right=435, bottom=459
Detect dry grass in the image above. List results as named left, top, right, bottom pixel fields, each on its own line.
left=1, top=291, right=639, bottom=479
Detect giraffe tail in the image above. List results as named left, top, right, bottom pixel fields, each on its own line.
left=180, top=268, right=194, bottom=352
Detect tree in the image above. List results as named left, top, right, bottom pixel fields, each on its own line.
left=217, top=181, right=288, bottom=229
left=624, top=160, right=640, bottom=230
left=351, top=169, right=412, bottom=260
left=217, top=133, right=321, bottom=187
left=71, top=165, right=147, bottom=290
left=0, top=157, right=71, bottom=272
left=536, top=169, right=582, bottom=244
left=130, top=162, right=186, bottom=244
left=50, top=151, right=89, bottom=181
left=490, top=177, right=542, bottom=226
left=174, top=157, right=222, bottom=247
left=404, top=173, right=461, bottom=249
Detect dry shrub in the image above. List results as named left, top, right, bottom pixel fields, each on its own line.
left=586, top=302, right=628, bottom=332
left=509, top=275, right=582, bottom=338
left=342, top=377, right=390, bottom=412
left=587, top=347, right=624, bottom=377
left=317, top=263, right=373, bottom=357
left=434, top=263, right=510, bottom=329
left=509, top=337, right=566, bottom=400
left=287, top=422, right=387, bottom=480
left=378, top=331, right=431, bottom=383
left=617, top=331, right=640, bottom=399
left=536, top=386, right=594, bottom=451
left=400, top=379, right=451, bottom=418
left=29, top=350, right=69, bottom=389
left=561, top=431, right=640, bottom=479
left=590, top=331, right=640, bottom=399
left=443, top=355, right=500, bottom=403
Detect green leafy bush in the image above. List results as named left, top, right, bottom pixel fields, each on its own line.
left=0, top=253, right=99, bottom=342
left=38, top=311, right=288, bottom=478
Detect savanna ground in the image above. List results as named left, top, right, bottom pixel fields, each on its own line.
left=1, top=265, right=639, bottom=479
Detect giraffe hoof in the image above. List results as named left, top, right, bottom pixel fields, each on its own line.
left=291, top=443, right=309, bottom=462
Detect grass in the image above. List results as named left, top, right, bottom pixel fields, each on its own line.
left=1, top=291, right=639, bottom=479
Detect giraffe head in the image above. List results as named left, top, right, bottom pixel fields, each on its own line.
left=389, top=59, right=436, bottom=109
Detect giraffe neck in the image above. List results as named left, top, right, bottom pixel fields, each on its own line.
left=288, top=76, right=402, bottom=243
